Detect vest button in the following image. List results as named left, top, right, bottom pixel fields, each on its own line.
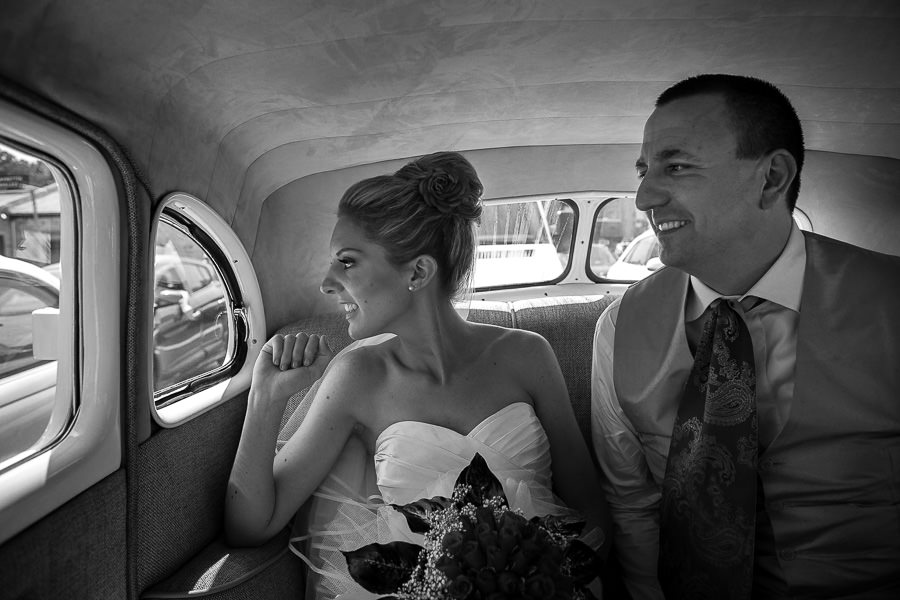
left=779, top=549, right=797, bottom=561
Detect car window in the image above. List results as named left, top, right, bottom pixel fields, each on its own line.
left=153, top=216, right=235, bottom=397
left=588, top=197, right=654, bottom=282
left=474, top=198, right=575, bottom=289
left=0, top=140, right=73, bottom=468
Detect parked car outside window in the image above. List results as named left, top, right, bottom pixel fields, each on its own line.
left=605, top=229, right=662, bottom=281
left=153, top=251, right=229, bottom=393
left=0, top=255, right=59, bottom=464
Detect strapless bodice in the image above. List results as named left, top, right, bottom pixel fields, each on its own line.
left=373, top=402, right=554, bottom=510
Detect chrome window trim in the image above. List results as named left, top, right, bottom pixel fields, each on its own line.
left=150, top=193, right=266, bottom=428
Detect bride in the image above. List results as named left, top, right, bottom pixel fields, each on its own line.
left=225, top=151, right=611, bottom=598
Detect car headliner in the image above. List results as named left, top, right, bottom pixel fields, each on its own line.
left=2, top=0, right=898, bottom=320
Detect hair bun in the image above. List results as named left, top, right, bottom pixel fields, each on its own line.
left=396, top=152, right=483, bottom=221
left=417, top=168, right=469, bottom=215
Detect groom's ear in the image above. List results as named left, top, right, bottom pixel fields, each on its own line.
left=408, top=255, right=438, bottom=291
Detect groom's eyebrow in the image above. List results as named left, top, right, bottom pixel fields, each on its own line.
left=658, top=148, right=698, bottom=161
left=636, top=148, right=699, bottom=169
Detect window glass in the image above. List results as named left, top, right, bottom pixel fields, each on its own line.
left=0, top=141, right=71, bottom=467
left=153, top=217, right=233, bottom=395
left=589, top=197, right=659, bottom=282
left=474, top=198, right=574, bottom=289
left=625, top=234, right=658, bottom=265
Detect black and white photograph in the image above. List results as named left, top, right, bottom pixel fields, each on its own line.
left=1, top=2, right=898, bottom=599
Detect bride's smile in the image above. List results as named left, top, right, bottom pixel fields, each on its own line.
left=321, top=217, right=415, bottom=340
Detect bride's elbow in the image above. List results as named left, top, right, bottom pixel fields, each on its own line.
left=224, top=495, right=277, bottom=547
left=224, top=514, right=274, bottom=548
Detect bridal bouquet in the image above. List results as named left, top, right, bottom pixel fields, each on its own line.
left=342, top=453, right=602, bottom=599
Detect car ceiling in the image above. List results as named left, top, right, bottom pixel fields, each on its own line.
left=2, top=0, right=899, bottom=249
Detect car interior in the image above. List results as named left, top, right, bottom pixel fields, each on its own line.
left=1, top=1, right=898, bottom=599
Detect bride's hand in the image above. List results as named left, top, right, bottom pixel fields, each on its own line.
left=252, top=332, right=334, bottom=401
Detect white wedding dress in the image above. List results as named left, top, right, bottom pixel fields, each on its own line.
left=289, top=389, right=577, bottom=599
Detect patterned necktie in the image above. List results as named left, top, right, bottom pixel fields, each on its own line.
left=658, top=299, right=758, bottom=600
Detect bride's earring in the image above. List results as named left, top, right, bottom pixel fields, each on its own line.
left=408, top=284, right=415, bottom=292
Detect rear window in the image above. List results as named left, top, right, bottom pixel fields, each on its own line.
left=588, top=197, right=655, bottom=282
left=474, top=197, right=575, bottom=289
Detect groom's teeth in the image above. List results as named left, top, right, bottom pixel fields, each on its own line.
left=344, top=303, right=358, bottom=312
left=657, top=220, right=688, bottom=232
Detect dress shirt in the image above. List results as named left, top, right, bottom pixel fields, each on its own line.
left=591, top=224, right=806, bottom=600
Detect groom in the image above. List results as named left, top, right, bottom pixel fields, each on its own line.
left=590, top=73, right=900, bottom=600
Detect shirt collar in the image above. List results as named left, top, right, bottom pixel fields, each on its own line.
left=685, top=223, right=806, bottom=321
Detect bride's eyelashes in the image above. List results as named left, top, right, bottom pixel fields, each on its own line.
left=332, top=256, right=355, bottom=270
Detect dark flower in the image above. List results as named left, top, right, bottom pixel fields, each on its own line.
left=478, top=530, right=499, bottom=551
left=442, top=530, right=466, bottom=556
left=474, top=506, right=496, bottom=528
left=524, top=573, right=556, bottom=599
left=508, top=549, right=532, bottom=576
left=461, top=540, right=485, bottom=570
left=498, top=511, right=528, bottom=531
left=519, top=538, right=542, bottom=561
left=497, top=571, right=523, bottom=596
left=447, top=574, right=474, bottom=599
left=498, top=525, right=517, bottom=553
left=419, top=169, right=468, bottom=215
left=484, top=545, right=508, bottom=572
left=475, top=567, right=498, bottom=595
left=537, top=548, right=563, bottom=575
left=435, top=553, right=463, bottom=580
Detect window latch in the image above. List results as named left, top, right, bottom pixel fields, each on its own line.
left=233, top=306, right=250, bottom=343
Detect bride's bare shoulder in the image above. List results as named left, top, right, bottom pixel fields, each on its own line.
left=319, top=338, right=395, bottom=395
left=469, top=322, right=552, bottom=359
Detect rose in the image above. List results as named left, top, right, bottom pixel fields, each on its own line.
left=442, top=530, right=466, bottom=557
left=447, top=574, right=474, bottom=599
left=418, top=169, right=468, bottom=214
left=498, top=511, right=528, bottom=530
left=461, top=540, right=485, bottom=570
left=497, top=571, right=523, bottom=596
left=497, top=512, right=526, bottom=553
left=508, top=548, right=532, bottom=576
left=519, top=538, right=542, bottom=561
left=524, top=572, right=556, bottom=599
left=484, top=545, right=508, bottom=572
left=475, top=567, right=498, bottom=595
left=477, top=526, right=498, bottom=551
left=537, top=547, right=563, bottom=575
left=474, top=506, right=496, bottom=528
left=435, top=553, right=463, bottom=580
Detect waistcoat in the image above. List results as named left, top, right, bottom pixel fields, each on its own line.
left=613, top=232, right=900, bottom=599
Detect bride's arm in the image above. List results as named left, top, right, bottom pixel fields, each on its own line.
left=519, top=332, right=613, bottom=559
left=225, top=334, right=363, bottom=546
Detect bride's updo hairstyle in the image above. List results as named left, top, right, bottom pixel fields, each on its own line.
left=337, top=151, right=483, bottom=300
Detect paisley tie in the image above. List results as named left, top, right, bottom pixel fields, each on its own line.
left=658, top=299, right=758, bottom=599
